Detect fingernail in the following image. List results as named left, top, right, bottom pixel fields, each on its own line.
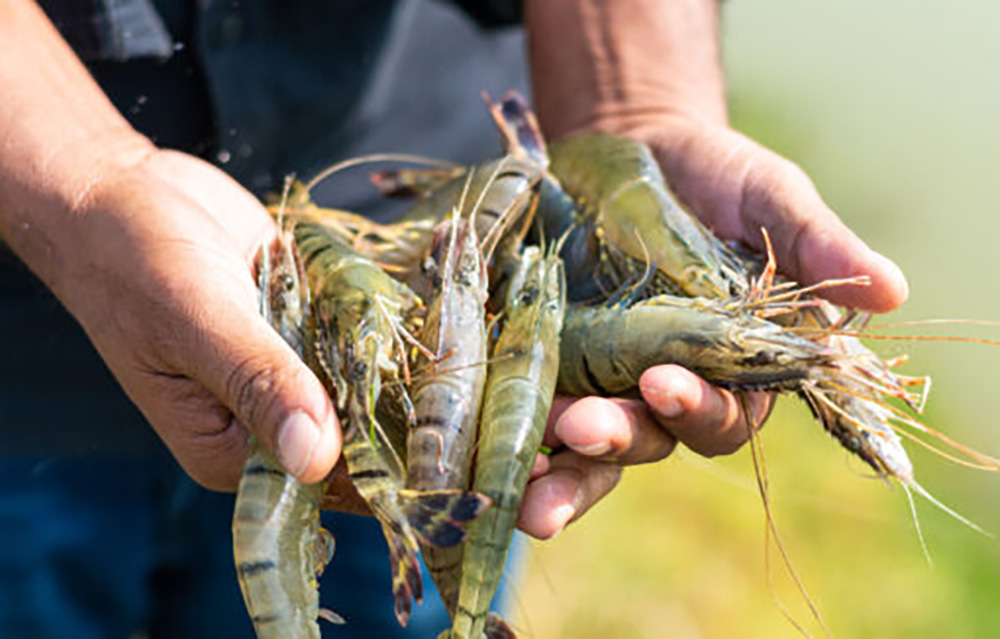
left=639, top=368, right=689, bottom=419
left=549, top=503, right=576, bottom=538
left=658, top=396, right=684, bottom=419
left=641, top=383, right=684, bottom=418
left=872, top=251, right=909, bottom=299
left=573, top=441, right=612, bottom=456
left=276, top=410, right=320, bottom=478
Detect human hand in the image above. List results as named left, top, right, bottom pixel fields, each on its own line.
left=516, top=113, right=911, bottom=538
left=516, top=113, right=910, bottom=538
left=48, top=149, right=340, bottom=491
left=518, top=0, right=910, bottom=539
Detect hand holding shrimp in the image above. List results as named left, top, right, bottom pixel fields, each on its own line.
left=526, top=0, right=908, bottom=314
left=520, top=376, right=772, bottom=540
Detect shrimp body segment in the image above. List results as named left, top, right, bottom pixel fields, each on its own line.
left=542, top=132, right=747, bottom=300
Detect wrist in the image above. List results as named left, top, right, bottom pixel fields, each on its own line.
left=0, top=129, right=155, bottom=297
left=526, top=0, right=728, bottom=139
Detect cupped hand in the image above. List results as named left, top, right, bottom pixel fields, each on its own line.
left=518, top=114, right=909, bottom=539
left=629, top=115, right=909, bottom=313
left=55, top=148, right=340, bottom=491
left=519, top=371, right=770, bottom=539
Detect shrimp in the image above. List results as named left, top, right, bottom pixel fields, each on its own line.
left=268, top=182, right=436, bottom=282
left=446, top=246, right=566, bottom=639
left=525, top=130, right=747, bottom=301
left=406, top=215, right=491, bottom=616
left=556, top=294, right=835, bottom=398
left=233, top=219, right=342, bottom=639
left=527, top=120, right=961, bottom=495
left=294, top=219, right=489, bottom=627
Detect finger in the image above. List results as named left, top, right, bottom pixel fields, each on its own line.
left=530, top=452, right=550, bottom=480
left=546, top=396, right=677, bottom=465
left=644, top=123, right=908, bottom=313
left=638, top=364, right=772, bottom=457
left=517, top=452, right=623, bottom=540
left=124, top=372, right=251, bottom=492
left=179, top=301, right=340, bottom=484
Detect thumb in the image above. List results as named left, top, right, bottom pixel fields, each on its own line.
left=188, top=302, right=341, bottom=484
left=641, top=121, right=909, bottom=313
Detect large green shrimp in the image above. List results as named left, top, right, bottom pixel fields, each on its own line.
left=445, top=246, right=566, bottom=639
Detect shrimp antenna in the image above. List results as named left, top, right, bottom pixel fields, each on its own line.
left=304, top=153, right=459, bottom=195
left=901, top=482, right=934, bottom=566
left=833, top=331, right=1000, bottom=348
left=822, top=380, right=1000, bottom=472
left=906, top=479, right=991, bottom=538
left=864, top=318, right=1000, bottom=331
left=276, top=173, right=294, bottom=229
left=739, top=393, right=832, bottom=639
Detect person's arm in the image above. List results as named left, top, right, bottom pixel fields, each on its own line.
left=0, top=2, right=639, bottom=533
left=516, top=0, right=909, bottom=539
left=0, top=0, right=340, bottom=491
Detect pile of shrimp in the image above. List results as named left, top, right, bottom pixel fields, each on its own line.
left=231, top=92, right=1000, bottom=639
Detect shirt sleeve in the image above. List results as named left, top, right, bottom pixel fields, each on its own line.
left=443, top=0, right=523, bottom=28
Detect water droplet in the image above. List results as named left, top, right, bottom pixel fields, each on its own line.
left=228, top=128, right=238, bottom=137
left=173, top=42, right=185, bottom=52
left=238, top=144, right=253, bottom=158
left=217, top=149, right=232, bottom=164
left=136, top=95, right=148, bottom=105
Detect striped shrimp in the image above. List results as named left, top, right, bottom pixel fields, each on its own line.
left=233, top=221, right=342, bottom=639
left=535, top=130, right=747, bottom=301
left=406, top=214, right=491, bottom=616
left=294, top=218, right=489, bottom=627
left=556, top=294, right=835, bottom=398
left=267, top=182, right=436, bottom=283
left=446, top=246, right=566, bottom=639
left=402, top=138, right=543, bottom=616
left=372, top=155, right=543, bottom=304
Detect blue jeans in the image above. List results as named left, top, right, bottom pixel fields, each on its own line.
left=0, top=456, right=455, bottom=638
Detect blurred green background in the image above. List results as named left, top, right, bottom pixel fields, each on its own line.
left=512, top=2, right=1000, bottom=637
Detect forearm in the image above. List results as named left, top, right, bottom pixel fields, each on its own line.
left=0, top=0, right=151, bottom=294
left=525, top=0, right=727, bottom=137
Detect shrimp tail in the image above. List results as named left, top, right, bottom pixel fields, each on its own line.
left=484, top=90, right=548, bottom=167
left=437, top=613, right=516, bottom=639
left=484, top=613, right=518, bottom=639
left=398, top=488, right=493, bottom=547
left=384, top=525, right=424, bottom=627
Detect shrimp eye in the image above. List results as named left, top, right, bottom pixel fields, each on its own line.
left=519, top=285, right=539, bottom=305
left=352, top=360, right=368, bottom=379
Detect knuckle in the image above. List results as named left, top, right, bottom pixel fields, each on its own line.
left=694, top=426, right=748, bottom=458
left=641, top=437, right=677, bottom=464
left=224, top=354, right=285, bottom=435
